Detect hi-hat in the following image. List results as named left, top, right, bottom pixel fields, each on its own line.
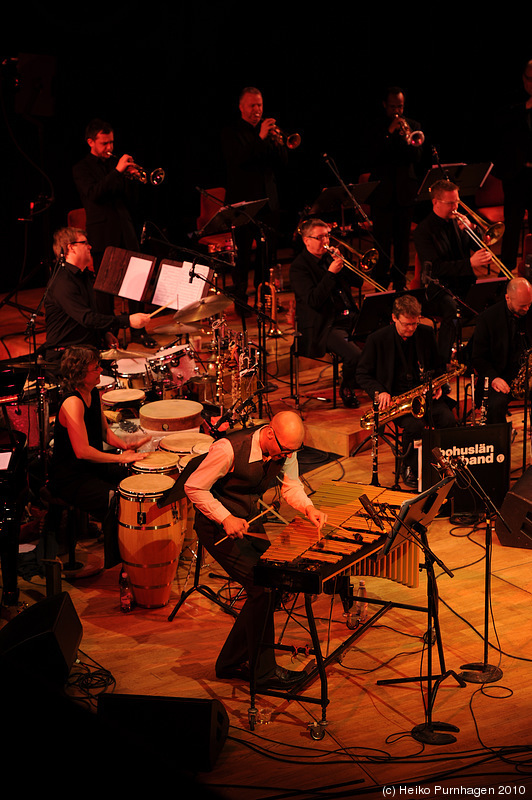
left=173, top=294, right=231, bottom=323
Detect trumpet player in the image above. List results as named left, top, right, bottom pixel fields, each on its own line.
left=362, top=86, right=429, bottom=291
left=356, top=294, right=456, bottom=489
left=221, top=87, right=287, bottom=316
left=471, top=277, right=532, bottom=424
left=413, top=179, right=493, bottom=365
left=290, top=219, right=363, bottom=408
left=73, top=118, right=156, bottom=347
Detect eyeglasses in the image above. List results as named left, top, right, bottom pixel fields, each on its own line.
left=70, top=240, right=91, bottom=246
left=270, top=427, right=303, bottom=455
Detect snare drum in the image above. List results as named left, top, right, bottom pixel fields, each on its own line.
left=147, top=345, right=196, bottom=388
left=114, top=357, right=149, bottom=391
left=96, top=374, right=116, bottom=398
left=117, top=473, right=186, bottom=608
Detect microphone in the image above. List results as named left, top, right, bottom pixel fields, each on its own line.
left=140, top=222, right=147, bottom=245
left=359, top=493, right=384, bottom=530
left=431, top=447, right=455, bottom=478
left=189, top=259, right=197, bottom=284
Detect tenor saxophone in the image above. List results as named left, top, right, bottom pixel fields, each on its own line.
left=360, top=364, right=466, bottom=430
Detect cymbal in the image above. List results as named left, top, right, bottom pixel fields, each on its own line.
left=152, top=322, right=202, bottom=335
left=100, top=348, right=150, bottom=360
left=3, top=359, right=58, bottom=370
left=173, top=294, right=231, bottom=323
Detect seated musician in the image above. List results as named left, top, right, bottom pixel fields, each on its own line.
left=356, top=294, right=456, bottom=489
left=183, top=411, right=327, bottom=689
left=471, top=277, right=532, bottom=423
left=289, top=218, right=363, bottom=408
left=48, top=346, right=149, bottom=567
left=413, top=179, right=492, bottom=365
left=44, top=227, right=152, bottom=363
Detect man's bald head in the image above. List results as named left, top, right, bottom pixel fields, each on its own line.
left=270, top=411, right=305, bottom=451
left=506, top=277, right=532, bottom=317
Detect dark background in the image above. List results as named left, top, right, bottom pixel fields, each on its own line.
left=1, top=2, right=530, bottom=292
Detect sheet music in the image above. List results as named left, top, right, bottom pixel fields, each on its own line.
left=152, top=260, right=212, bottom=310
left=118, top=255, right=154, bottom=302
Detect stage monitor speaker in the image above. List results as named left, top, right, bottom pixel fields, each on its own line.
left=495, top=467, right=532, bottom=549
left=421, top=423, right=511, bottom=514
left=0, top=591, right=83, bottom=686
left=97, top=693, right=229, bottom=772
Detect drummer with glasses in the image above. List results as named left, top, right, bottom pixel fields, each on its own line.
left=44, top=226, right=153, bottom=364
left=48, top=345, right=150, bottom=567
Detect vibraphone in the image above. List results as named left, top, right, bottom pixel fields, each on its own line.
left=254, top=481, right=420, bottom=595
left=249, top=481, right=425, bottom=738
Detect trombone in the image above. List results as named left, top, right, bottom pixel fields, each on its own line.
left=324, top=243, right=386, bottom=292
left=329, top=234, right=379, bottom=270
left=456, top=200, right=505, bottom=245
left=452, top=209, right=513, bottom=280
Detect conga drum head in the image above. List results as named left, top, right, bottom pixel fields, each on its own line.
left=159, top=431, right=214, bottom=454
left=131, top=450, right=181, bottom=475
left=102, top=388, right=146, bottom=406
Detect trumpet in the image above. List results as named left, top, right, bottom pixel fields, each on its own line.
left=394, top=116, right=425, bottom=147
left=108, top=153, right=166, bottom=185
left=268, top=125, right=301, bottom=149
left=452, top=209, right=513, bottom=280
left=323, top=244, right=386, bottom=292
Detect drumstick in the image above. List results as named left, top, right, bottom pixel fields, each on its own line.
left=148, top=302, right=173, bottom=318
left=215, top=506, right=276, bottom=546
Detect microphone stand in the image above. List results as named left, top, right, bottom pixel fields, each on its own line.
left=376, top=498, right=466, bottom=744
left=451, top=456, right=512, bottom=684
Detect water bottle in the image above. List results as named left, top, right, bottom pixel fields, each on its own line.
left=119, top=570, right=134, bottom=613
left=354, top=580, right=367, bottom=625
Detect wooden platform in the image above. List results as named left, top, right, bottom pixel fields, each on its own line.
left=2, top=282, right=532, bottom=797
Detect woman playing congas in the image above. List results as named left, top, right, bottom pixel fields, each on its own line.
left=49, top=345, right=151, bottom=567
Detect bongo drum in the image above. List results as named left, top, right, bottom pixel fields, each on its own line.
left=131, top=450, right=181, bottom=479
left=117, top=473, right=186, bottom=608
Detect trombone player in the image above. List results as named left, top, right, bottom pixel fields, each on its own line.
left=413, top=179, right=494, bottom=364
left=290, top=219, right=363, bottom=408
left=356, top=294, right=456, bottom=489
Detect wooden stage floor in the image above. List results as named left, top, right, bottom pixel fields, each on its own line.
left=2, top=285, right=532, bottom=797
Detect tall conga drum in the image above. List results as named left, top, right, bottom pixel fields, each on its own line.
left=117, top=474, right=186, bottom=608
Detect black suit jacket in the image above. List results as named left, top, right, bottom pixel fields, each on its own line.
left=72, top=153, right=139, bottom=255
left=413, top=211, right=476, bottom=294
left=356, top=322, right=444, bottom=400
left=471, top=299, right=532, bottom=382
left=289, top=248, right=361, bottom=358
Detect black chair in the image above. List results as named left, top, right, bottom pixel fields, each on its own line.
left=289, top=324, right=339, bottom=410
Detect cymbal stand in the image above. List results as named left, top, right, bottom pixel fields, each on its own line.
left=376, top=511, right=466, bottom=744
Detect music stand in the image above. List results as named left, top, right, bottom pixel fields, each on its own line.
left=308, top=182, right=379, bottom=216
left=461, top=277, right=506, bottom=320
left=197, top=198, right=267, bottom=238
left=416, top=162, right=493, bottom=204
left=376, top=474, right=468, bottom=745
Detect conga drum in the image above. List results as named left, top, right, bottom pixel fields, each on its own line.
left=158, top=431, right=214, bottom=456
left=117, top=473, right=186, bottom=608
left=131, top=450, right=181, bottom=479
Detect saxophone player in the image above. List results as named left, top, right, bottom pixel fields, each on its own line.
left=356, top=294, right=456, bottom=489
left=471, top=277, right=532, bottom=424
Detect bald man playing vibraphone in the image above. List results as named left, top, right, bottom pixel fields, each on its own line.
left=184, top=411, right=327, bottom=690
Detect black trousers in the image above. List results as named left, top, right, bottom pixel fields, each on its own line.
left=194, top=510, right=277, bottom=680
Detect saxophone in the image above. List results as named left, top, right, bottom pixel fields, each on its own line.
left=360, top=364, right=466, bottom=430
left=510, top=348, right=532, bottom=399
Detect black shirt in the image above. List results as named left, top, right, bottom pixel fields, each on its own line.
left=44, top=262, right=130, bottom=352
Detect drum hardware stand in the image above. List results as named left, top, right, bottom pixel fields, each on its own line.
left=450, top=456, right=510, bottom=685
left=376, top=478, right=467, bottom=745
left=168, top=539, right=238, bottom=621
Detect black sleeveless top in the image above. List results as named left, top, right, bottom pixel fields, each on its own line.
left=50, top=387, right=103, bottom=484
